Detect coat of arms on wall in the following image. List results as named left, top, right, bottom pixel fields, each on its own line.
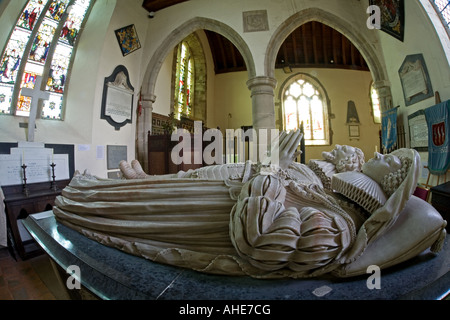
left=114, top=24, right=141, bottom=56
left=369, top=0, right=405, bottom=41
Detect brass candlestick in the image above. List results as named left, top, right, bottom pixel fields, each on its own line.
left=22, top=164, right=29, bottom=197
left=50, top=162, right=58, bottom=191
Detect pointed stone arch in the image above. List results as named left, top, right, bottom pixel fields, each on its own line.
left=265, top=8, right=388, bottom=85
left=142, top=17, right=256, bottom=97
left=138, top=17, right=255, bottom=170
left=265, top=8, right=393, bottom=113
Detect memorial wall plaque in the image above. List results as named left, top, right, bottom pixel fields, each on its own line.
left=408, top=110, right=428, bottom=152
left=399, top=54, right=434, bottom=106
left=101, top=65, right=134, bottom=130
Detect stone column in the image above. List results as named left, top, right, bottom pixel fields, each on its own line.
left=246, top=76, right=277, bottom=130
left=246, top=76, right=278, bottom=163
left=138, top=94, right=156, bottom=172
left=373, top=80, right=393, bottom=113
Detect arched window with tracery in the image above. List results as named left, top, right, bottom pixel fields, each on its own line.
left=282, top=75, right=330, bottom=146
left=174, top=41, right=194, bottom=120
left=0, top=0, right=94, bottom=120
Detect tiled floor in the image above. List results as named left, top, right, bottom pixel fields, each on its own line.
left=0, top=248, right=65, bottom=300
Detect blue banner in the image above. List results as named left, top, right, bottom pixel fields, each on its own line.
left=382, top=107, right=398, bottom=152
left=424, top=100, right=450, bottom=175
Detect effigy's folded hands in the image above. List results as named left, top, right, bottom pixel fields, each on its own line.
left=230, top=174, right=354, bottom=277
left=263, top=130, right=303, bottom=169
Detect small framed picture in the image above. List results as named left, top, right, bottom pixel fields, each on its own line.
left=349, top=125, right=360, bottom=137
left=114, top=24, right=141, bottom=56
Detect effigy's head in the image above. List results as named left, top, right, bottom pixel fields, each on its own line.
left=362, top=152, right=412, bottom=196
left=322, top=145, right=365, bottom=173
left=331, top=148, right=418, bottom=213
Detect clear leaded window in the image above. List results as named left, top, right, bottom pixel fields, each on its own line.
left=283, top=76, right=330, bottom=146
left=370, top=83, right=381, bottom=124
left=433, top=0, right=450, bottom=28
left=174, top=42, right=194, bottom=120
left=0, top=0, right=93, bottom=120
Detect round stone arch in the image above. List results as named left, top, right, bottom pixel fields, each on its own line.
left=265, top=8, right=393, bottom=112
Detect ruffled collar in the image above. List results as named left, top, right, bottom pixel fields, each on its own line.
left=308, top=160, right=336, bottom=189
left=331, top=171, right=387, bottom=214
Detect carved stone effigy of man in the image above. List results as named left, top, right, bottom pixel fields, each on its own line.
left=53, top=131, right=447, bottom=279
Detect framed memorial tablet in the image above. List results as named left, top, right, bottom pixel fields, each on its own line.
left=101, top=65, right=134, bottom=130
left=399, top=54, right=434, bottom=106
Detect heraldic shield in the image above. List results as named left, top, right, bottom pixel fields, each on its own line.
left=432, top=122, right=446, bottom=147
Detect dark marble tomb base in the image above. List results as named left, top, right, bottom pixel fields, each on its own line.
left=23, top=212, right=450, bottom=300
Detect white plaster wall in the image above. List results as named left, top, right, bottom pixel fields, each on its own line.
left=82, top=0, right=148, bottom=177
left=214, top=71, right=252, bottom=131
left=136, top=0, right=384, bottom=82
left=378, top=1, right=450, bottom=140
left=152, top=50, right=173, bottom=116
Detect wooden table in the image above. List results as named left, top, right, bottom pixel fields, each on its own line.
left=2, top=180, right=69, bottom=260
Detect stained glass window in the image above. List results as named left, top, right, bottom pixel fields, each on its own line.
left=0, top=0, right=93, bottom=120
left=370, top=83, right=381, bottom=124
left=283, top=76, right=329, bottom=145
left=174, top=42, right=194, bottom=120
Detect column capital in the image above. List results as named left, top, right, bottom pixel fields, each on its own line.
left=372, top=80, right=391, bottom=89
left=141, top=93, right=157, bottom=104
left=246, top=76, right=278, bottom=91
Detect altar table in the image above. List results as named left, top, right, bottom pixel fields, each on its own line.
left=23, top=211, right=450, bottom=300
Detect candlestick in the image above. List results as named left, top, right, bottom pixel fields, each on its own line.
left=50, top=162, right=58, bottom=191
left=22, top=164, right=29, bottom=197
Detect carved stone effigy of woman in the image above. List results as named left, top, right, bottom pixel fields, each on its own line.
left=52, top=131, right=447, bottom=279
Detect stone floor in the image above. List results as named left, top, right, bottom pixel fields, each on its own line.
left=0, top=248, right=66, bottom=300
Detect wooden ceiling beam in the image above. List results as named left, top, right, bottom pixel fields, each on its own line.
left=302, top=25, right=309, bottom=65
left=341, top=35, right=347, bottom=66
left=312, top=22, right=319, bottom=64
left=206, top=22, right=368, bottom=73
left=322, top=23, right=329, bottom=65
left=216, top=33, right=228, bottom=72
left=142, top=0, right=189, bottom=13
left=351, top=44, right=356, bottom=67
left=291, top=32, right=299, bottom=65
left=332, top=29, right=338, bottom=65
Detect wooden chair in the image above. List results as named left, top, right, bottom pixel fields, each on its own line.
left=415, top=166, right=450, bottom=203
left=413, top=185, right=430, bottom=202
